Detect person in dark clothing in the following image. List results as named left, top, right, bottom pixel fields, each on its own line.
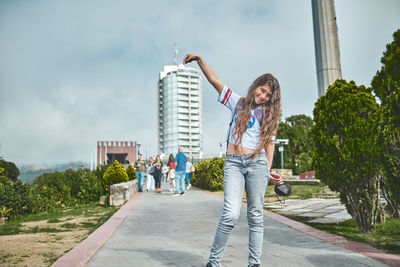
left=152, top=155, right=163, bottom=193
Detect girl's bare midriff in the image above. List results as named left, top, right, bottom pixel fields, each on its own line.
left=227, top=143, right=256, bottom=155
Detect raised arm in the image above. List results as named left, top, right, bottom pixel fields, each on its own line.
left=183, top=54, right=224, bottom=94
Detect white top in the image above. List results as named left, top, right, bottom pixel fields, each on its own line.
left=218, top=86, right=276, bottom=150
left=185, top=161, right=192, bottom=173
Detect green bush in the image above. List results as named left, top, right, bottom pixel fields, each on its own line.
left=191, top=158, right=225, bottom=191
left=312, top=79, right=381, bottom=233
left=27, top=183, right=73, bottom=214
left=371, top=29, right=400, bottom=218
left=64, top=168, right=103, bottom=202
left=101, top=161, right=129, bottom=192
left=94, top=164, right=110, bottom=183
left=126, top=165, right=136, bottom=180
left=0, top=176, right=31, bottom=218
left=1, top=162, right=106, bottom=219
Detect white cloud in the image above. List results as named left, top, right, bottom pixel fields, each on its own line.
left=0, top=0, right=399, bottom=165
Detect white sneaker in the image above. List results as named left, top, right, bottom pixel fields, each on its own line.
left=187, top=184, right=192, bottom=190
left=169, top=188, right=173, bottom=192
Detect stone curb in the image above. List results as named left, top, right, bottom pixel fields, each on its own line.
left=51, top=192, right=142, bottom=267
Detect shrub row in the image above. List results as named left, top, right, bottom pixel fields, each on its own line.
left=191, top=158, right=225, bottom=191
left=0, top=160, right=136, bottom=220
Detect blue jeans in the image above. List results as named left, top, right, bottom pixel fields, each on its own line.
left=185, top=172, right=192, bottom=184
left=175, top=171, right=186, bottom=193
left=208, top=153, right=269, bottom=267
left=136, top=172, right=145, bottom=191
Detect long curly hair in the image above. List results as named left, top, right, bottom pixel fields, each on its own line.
left=232, top=73, right=281, bottom=157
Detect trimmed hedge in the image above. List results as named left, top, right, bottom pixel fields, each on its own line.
left=101, top=161, right=129, bottom=192
left=126, top=165, right=137, bottom=180
left=191, top=158, right=225, bottom=191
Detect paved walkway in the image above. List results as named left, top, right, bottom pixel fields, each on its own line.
left=54, top=183, right=400, bottom=267
left=265, top=198, right=352, bottom=223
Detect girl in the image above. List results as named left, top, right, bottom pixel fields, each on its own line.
left=183, top=54, right=281, bottom=267
left=152, top=155, right=163, bottom=193
left=146, top=157, right=155, bottom=191
left=167, top=154, right=176, bottom=192
left=185, top=158, right=193, bottom=190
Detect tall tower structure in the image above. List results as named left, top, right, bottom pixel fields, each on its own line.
left=312, top=0, right=342, bottom=97
left=158, top=54, right=202, bottom=159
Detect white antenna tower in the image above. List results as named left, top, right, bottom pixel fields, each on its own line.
left=174, top=42, right=178, bottom=65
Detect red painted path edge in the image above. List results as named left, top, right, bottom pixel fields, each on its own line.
left=202, top=189, right=400, bottom=267
left=52, top=193, right=141, bottom=267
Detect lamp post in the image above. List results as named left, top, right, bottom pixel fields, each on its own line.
left=275, top=139, right=289, bottom=169
left=137, top=143, right=141, bottom=156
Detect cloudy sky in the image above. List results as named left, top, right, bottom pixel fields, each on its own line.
left=1, top=0, right=399, bottom=166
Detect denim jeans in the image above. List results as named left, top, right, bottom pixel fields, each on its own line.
left=208, top=153, right=269, bottom=267
left=146, top=174, right=155, bottom=190
left=175, top=171, right=186, bottom=193
left=136, top=172, right=145, bottom=191
left=185, top=172, right=192, bottom=184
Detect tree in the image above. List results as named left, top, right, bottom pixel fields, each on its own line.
left=371, top=29, right=400, bottom=218
left=0, top=159, right=20, bottom=181
left=101, top=161, right=129, bottom=192
left=272, top=115, right=314, bottom=174
left=371, top=29, right=400, bottom=104
left=126, top=165, right=136, bottom=180
left=312, top=79, right=382, bottom=233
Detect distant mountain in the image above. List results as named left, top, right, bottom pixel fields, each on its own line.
left=18, top=162, right=90, bottom=184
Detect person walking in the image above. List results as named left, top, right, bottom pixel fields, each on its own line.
left=185, top=158, right=193, bottom=190
left=152, top=155, right=163, bottom=193
left=172, top=148, right=187, bottom=196
left=146, top=157, right=155, bottom=191
left=184, top=53, right=280, bottom=267
left=134, top=153, right=146, bottom=192
left=167, top=154, right=176, bottom=192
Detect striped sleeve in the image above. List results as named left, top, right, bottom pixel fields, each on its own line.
left=217, top=85, right=241, bottom=113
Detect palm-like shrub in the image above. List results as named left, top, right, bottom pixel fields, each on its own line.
left=101, top=161, right=129, bottom=192
left=126, top=165, right=136, bottom=180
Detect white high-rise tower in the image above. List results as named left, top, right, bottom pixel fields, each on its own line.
left=158, top=49, right=203, bottom=159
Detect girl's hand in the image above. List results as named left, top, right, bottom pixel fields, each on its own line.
left=183, top=54, right=200, bottom=64
left=270, top=173, right=283, bottom=185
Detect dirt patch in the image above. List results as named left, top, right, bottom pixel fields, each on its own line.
left=20, top=216, right=98, bottom=231
left=0, top=230, right=89, bottom=266
left=0, top=214, right=105, bottom=266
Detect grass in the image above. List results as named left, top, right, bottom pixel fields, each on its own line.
left=265, top=184, right=326, bottom=200
left=268, top=207, right=400, bottom=256
left=309, top=217, right=400, bottom=256
left=0, top=202, right=119, bottom=236
left=262, top=184, right=400, bottom=256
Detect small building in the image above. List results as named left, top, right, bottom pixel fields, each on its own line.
left=97, top=141, right=137, bottom=166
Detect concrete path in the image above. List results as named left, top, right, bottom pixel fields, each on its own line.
left=53, top=182, right=400, bottom=266
left=265, top=198, right=352, bottom=224
left=80, top=184, right=397, bottom=267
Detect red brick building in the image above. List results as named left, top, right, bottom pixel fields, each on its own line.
left=97, top=141, right=137, bottom=166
